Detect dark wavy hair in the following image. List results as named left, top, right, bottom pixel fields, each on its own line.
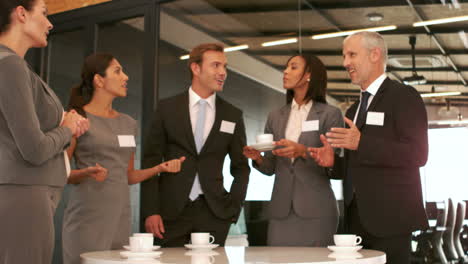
left=0, top=0, right=36, bottom=34
left=67, top=53, right=115, bottom=116
left=285, top=54, right=328, bottom=105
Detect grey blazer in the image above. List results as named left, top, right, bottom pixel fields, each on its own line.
left=254, top=102, right=343, bottom=219
left=0, top=45, right=72, bottom=187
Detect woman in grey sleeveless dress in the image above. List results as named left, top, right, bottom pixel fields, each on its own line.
left=62, top=53, right=185, bottom=264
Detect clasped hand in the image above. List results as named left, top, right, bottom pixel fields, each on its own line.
left=61, top=110, right=89, bottom=137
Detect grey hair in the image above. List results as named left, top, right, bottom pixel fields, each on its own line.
left=345, top=31, right=388, bottom=71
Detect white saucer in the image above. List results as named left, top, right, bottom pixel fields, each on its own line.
left=328, top=252, right=363, bottom=260
left=185, top=250, right=219, bottom=256
left=120, top=250, right=162, bottom=260
left=327, top=245, right=362, bottom=254
left=123, top=245, right=160, bottom=251
left=250, top=142, right=275, bottom=152
left=184, top=244, right=219, bottom=250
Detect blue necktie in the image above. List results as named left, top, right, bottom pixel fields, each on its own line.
left=189, top=99, right=206, bottom=200
left=344, top=91, right=371, bottom=205
left=355, top=91, right=371, bottom=127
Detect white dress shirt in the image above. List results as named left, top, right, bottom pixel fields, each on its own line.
left=285, top=99, right=313, bottom=162
left=188, top=87, right=216, bottom=197
left=353, top=73, right=387, bottom=123
left=189, top=87, right=216, bottom=142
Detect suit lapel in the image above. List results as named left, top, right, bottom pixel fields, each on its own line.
left=199, top=96, right=222, bottom=154
left=180, top=92, right=198, bottom=155
left=352, top=77, right=389, bottom=130
left=366, top=77, right=389, bottom=113
left=297, top=102, right=323, bottom=144
left=346, top=102, right=359, bottom=128
left=278, top=105, right=291, bottom=140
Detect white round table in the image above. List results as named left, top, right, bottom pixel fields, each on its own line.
left=81, top=246, right=386, bottom=264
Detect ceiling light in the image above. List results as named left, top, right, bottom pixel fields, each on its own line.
left=402, top=36, right=427, bottom=86
left=224, top=44, right=249, bottom=52
left=179, top=44, right=249, bottom=60
left=367, top=13, right=383, bottom=22
left=261, top=38, right=298, bottom=47
left=420, top=91, right=461, bottom=98
left=413, top=15, right=468, bottom=27
left=403, top=74, right=427, bottom=85
left=311, top=25, right=397, bottom=40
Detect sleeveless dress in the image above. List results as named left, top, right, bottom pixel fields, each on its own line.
left=62, top=112, right=137, bottom=264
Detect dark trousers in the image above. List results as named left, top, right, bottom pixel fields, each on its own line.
left=347, top=198, right=412, bottom=264
left=156, top=195, right=232, bottom=247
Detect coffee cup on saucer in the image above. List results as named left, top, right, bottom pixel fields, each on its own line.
left=333, top=234, right=362, bottom=247
left=128, top=233, right=154, bottom=252
left=256, top=134, right=273, bottom=144
left=191, top=232, right=215, bottom=245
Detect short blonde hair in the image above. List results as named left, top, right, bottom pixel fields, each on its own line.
left=188, top=43, right=224, bottom=79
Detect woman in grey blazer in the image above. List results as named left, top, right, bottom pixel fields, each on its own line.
left=0, top=1, right=88, bottom=263
left=243, top=54, right=343, bottom=246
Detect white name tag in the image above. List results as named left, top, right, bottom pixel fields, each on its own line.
left=366, top=112, right=385, bottom=126
left=220, top=120, right=236, bottom=134
left=118, top=135, right=136, bottom=147
left=302, top=120, right=319, bottom=132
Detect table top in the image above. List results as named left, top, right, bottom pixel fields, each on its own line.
left=81, top=246, right=386, bottom=264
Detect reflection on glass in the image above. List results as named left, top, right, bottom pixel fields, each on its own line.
left=48, top=30, right=86, bottom=104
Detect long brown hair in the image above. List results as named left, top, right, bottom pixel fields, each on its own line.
left=67, top=53, right=115, bottom=116
left=286, top=54, right=328, bottom=105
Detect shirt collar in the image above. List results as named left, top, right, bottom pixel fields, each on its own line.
left=291, top=98, right=313, bottom=112
left=189, top=86, right=216, bottom=109
left=363, top=73, right=387, bottom=96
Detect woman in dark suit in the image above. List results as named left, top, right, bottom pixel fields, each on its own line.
left=243, top=54, right=343, bottom=246
left=0, top=0, right=88, bottom=263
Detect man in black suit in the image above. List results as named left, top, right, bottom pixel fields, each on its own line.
left=142, top=43, right=250, bottom=247
left=309, top=31, right=429, bottom=264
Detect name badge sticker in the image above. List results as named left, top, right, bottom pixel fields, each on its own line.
left=366, top=112, right=385, bottom=126
left=118, top=135, right=136, bottom=147
left=220, top=120, right=236, bottom=134
left=302, top=120, right=319, bottom=132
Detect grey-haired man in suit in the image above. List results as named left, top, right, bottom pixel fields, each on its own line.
left=309, top=31, right=429, bottom=264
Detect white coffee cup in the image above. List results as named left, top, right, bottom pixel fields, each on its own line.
left=191, top=232, right=215, bottom=245
left=191, top=255, right=215, bottom=264
left=333, top=234, right=362, bottom=247
left=256, top=134, right=273, bottom=144
left=129, top=234, right=154, bottom=252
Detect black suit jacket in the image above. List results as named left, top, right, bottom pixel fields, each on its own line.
left=337, top=78, right=429, bottom=237
left=141, top=91, right=250, bottom=223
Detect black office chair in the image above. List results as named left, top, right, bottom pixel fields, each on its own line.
left=412, top=201, right=448, bottom=264
left=443, top=198, right=459, bottom=261
left=433, top=201, right=449, bottom=264
left=454, top=201, right=467, bottom=263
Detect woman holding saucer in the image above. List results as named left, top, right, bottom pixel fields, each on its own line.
left=243, top=54, right=343, bottom=246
